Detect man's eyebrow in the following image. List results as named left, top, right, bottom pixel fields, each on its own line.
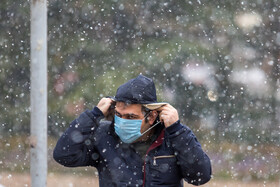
left=115, top=109, right=139, bottom=117
left=126, top=113, right=139, bottom=117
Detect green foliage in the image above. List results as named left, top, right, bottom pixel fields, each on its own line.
left=0, top=0, right=30, bottom=135
left=0, top=0, right=279, bottom=146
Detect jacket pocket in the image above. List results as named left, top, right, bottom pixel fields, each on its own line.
left=148, top=154, right=182, bottom=185
left=153, top=155, right=176, bottom=165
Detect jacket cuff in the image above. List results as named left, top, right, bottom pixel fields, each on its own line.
left=83, top=106, right=104, bottom=122
left=165, top=120, right=183, bottom=135
left=91, top=106, right=104, bottom=117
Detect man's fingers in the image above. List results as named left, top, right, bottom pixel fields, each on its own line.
left=159, top=113, right=164, bottom=121
left=157, top=104, right=179, bottom=127
left=97, top=97, right=115, bottom=116
left=156, top=104, right=168, bottom=112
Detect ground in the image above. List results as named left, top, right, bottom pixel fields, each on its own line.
left=0, top=172, right=279, bottom=187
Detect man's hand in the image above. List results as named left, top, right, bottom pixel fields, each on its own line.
left=97, top=98, right=114, bottom=117
left=157, top=104, right=179, bottom=128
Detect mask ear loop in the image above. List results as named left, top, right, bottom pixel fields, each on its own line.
left=143, top=110, right=151, bottom=119
left=141, top=119, right=162, bottom=136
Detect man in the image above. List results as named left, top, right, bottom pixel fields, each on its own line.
left=53, top=75, right=212, bottom=186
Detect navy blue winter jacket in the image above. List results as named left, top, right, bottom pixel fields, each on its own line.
left=53, top=107, right=212, bottom=186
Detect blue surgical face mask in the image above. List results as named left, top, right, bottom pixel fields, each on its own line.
left=114, top=114, right=161, bottom=144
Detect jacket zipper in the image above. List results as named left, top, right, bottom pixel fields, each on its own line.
left=153, top=155, right=175, bottom=165
left=142, top=130, right=165, bottom=187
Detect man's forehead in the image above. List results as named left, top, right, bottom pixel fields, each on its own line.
left=115, top=102, right=142, bottom=113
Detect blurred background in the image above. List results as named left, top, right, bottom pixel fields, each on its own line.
left=0, top=0, right=279, bottom=186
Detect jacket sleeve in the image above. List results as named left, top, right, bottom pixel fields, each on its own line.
left=165, top=121, right=212, bottom=186
left=53, top=107, right=104, bottom=167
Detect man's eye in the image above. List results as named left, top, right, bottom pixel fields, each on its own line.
left=115, top=112, right=121, bottom=117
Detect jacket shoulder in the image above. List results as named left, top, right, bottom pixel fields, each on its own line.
left=94, top=119, right=116, bottom=139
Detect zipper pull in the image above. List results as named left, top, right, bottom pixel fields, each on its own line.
left=153, top=158, right=156, bottom=165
